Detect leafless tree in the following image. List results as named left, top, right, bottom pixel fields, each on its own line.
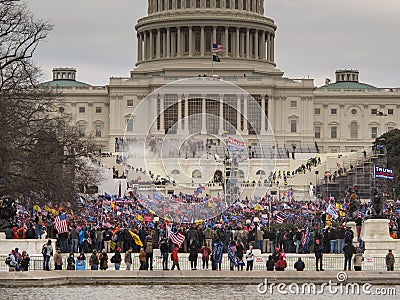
left=0, top=1, right=100, bottom=208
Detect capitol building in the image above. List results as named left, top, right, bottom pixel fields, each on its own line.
left=41, top=1, right=399, bottom=194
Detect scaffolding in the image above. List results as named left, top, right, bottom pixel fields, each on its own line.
left=317, top=151, right=387, bottom=200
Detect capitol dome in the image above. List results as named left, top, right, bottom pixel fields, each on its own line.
left=134, top=0, right=277, bottom=72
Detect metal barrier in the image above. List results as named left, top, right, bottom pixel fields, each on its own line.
left=0, top=254, right=392, bottom=272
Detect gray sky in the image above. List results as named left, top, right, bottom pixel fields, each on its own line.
left=26, top=0, right=400, bottom=87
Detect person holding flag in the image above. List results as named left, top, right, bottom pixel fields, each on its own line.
left=212, top=238, right=224, bottom=271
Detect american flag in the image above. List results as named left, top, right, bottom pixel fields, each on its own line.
left=168, top=226, right=185, bottom=248
left=53, top=214, right=69, bottom=234
left=276, top=211, right=287, bottom=224
left=301, top=224, right=310, bottom=247
left=212, top=43, right=225, bottom=53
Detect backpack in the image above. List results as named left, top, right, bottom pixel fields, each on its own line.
left=145, top=241, right=153, bottom=254
left=5, top=257, right=11, bottom=265
left=104, top=231, right=111, bottom=240
left=41, top=244, right=47, bottom=256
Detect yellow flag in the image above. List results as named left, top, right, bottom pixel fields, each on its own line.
left=254, top=204, right=264, bottom=211
left=195, top=219, right=204, bottom=225
left=33, top=205, right=41, bottom=211
left=129, top=230, right=143, bottom=247
left=137, top=215, right=144, bottom=221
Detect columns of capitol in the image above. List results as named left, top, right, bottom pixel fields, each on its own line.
left=134, top=1, right=277, bottom=137
left=136, top=1, right=276, bottom=65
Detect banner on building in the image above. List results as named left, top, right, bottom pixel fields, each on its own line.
left=227, top=137, right=245, bottom=152
left=374, top=165, right=394, bottom=180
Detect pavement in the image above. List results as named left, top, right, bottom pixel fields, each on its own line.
left=0, top=270, right=399, bottom=287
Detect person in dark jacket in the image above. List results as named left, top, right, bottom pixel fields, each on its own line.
left=329, top=227, right=338, bottom=254
left=314, top=239, right=324, bottom=271
left=67, top=253, right=75, bottom=270
left=160, top=239, right=169, bottom=270
left=111, top=247, right=122, bottom=270
left=25, top=225, right=36, bottom=239
left=294, top=257, right=305, bottom=271
left=189, top=239, right=199, bottom=270
left=99, top=249, right=108, bottom=270
left=236, top=241, right=244, bottom=271
left=266, top=255, right=275, bottom=271
left=343, top=242, right=356, bottom=271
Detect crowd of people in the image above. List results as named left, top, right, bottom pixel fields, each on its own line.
left=4, top=184, right=400, bottom=272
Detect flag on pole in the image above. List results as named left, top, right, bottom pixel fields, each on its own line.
left=212, top=43, right=225, bottom=53
left=301, top=224, right=310, bottom=247
left=129, top=230, right=144, bottom=247
left=212, top=55, right=221, bottom=62
left=168, top=226, right=185, bottom=248
left=276, top=211, right=287, bottom=224
left=53, top=214, right=69, bottom=234
left=326, top=204, right=339, bottom=220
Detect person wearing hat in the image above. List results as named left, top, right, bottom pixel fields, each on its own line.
left=314, top=239, right=324, bottom=271
left=294, top=257, right=305, bottom=271
left=386, top=249, right=395, bottom=271
left=54, top=247, right=63, bottom=270
left=89, top=249, right=99, bottom=270
left=110, top=247, right=122, bottom=270
left=124, top=247, right=133, bottom=271
left=99, top=249, right=108, bottom=270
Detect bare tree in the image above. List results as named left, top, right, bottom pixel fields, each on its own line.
left=0, top=1, right=100, bottom=208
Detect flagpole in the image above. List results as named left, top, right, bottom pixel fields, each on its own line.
left=211, top=50, right=214, bottom=75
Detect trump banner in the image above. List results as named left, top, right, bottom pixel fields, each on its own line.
left=374, top=165, right=394, bottom=180
left=227, top=137, right=245, bottom=152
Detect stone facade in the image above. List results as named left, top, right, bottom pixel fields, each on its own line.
left=41, top=0, right=399, bottom=154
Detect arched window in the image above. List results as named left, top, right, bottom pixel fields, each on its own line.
left=186, top=0, right=191, bottom=9
left=192, top=169, right=202, bottom=178
left=216, top=0, right=221, bottom=8
left=171, top=169, right=180, bottom=175
left=226, top=0, right=230, bottom=9
left=235, top=0, right=239, bottom=9
left=256, top=170, right=266, bottom=175
left=350, top=121, right=358, bottom=139
left=177, top=0, right=182, bottom=9
left=242, top=0, right=246, bottom=10
left=126, top=118, right=134, bottom=132
left=196, top=0, right=201, bottom=8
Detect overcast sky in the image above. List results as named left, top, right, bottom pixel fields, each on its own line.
left=26, top=0, right=400, bottom=87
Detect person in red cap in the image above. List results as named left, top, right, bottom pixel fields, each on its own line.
left=314, top=239, right=324, bottom=271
